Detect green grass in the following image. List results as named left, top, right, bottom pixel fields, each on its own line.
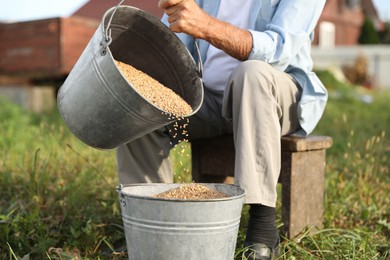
left=1, top=72, right=389, bottom=259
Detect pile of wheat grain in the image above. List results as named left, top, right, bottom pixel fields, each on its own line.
left=154, top=183, right=228, bottom=200
left=115, top=60, right=193, bottom=116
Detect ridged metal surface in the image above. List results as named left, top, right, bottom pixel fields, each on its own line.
left=57, top=5, right=203, bottom=149
left=118, top=183, right=245, bottom=260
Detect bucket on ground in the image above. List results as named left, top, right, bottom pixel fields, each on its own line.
left=117, top=183, right=245, bottom=260
left=57, top=5, right=203, bottom=149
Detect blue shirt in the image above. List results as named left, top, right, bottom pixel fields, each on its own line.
left=161, top=0, right=327, bottom=135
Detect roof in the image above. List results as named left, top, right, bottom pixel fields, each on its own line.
left=361, top=0, right=385, bottom=31
left=72, top=0, right=164, bottom=20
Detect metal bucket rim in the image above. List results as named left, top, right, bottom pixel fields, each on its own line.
left=117, top=183, right=246, bottom=202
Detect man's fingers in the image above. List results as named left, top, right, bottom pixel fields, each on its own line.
left=158, top=0, right=168, bottom=9
left=164, top=5, right=177, bottom=16
left=166, top=13, right=177, bottom=24
left=158, top=0, right=184, bottom=9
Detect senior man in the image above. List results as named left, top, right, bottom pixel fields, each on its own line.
left=117, top=0, right=327, bottom=258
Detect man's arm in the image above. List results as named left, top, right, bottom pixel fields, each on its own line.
left=158, top=0, right=252, bottom=61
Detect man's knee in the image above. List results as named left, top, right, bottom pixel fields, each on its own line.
left=228, top=60, right=277, bottom=96
left=231, top=60, right=273, bottom=80
left=229, top=60, right=277, bottom=90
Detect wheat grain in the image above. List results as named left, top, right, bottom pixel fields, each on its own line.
left=115, top=60, right=193, bottom=116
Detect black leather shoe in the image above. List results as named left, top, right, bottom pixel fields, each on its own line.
left=243, top=240, right=280, bottom=260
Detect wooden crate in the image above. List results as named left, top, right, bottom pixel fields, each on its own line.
left=0, top=16, right=99, bottom=78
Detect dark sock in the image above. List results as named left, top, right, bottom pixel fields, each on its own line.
left=245, top=204, right=279, bottom=249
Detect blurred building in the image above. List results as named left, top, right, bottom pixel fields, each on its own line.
left=0, top=0, right=386, bottom=112
left=0, top=0, right=163, bottom=112
left=313, top=0, right=384, bottom=47
left=72, top=0, right=163, bottom=19
left=73, top=0, right=384, bottom=48
left=1, top=0, right=383, bottom=79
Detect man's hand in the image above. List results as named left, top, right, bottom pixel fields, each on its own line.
left=158, top=0, right=183, bottom=9
left=158, top=0, right=252, bottom=61
left=158, top=0, right=211, bottom=39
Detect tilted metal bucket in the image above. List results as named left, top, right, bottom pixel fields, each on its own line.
left=117, top=183, right=245, bottom=260
left=57, top=5, right=203, bottom=149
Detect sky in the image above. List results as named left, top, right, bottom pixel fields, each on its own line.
left=0, top=0, right=389, bottom=23
left=0, top=0, right=89, bottom=22
left=373, top=0, right=390, bottom=21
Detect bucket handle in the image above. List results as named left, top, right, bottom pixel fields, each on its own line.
left=116, top=184, right=126, bottom=207
left=194, top=39, right=203, bottom=78
left=100, top=0, right=204, bottom=78
left=100, top=0, right=124, bottom=56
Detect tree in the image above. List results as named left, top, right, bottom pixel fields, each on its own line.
left=379, top=22, right=390, bottom=44
left=358, top=17, right=380, bottom=44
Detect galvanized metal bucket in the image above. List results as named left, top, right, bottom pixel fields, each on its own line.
left=57, top=5, right=203, bottom=149
left=117, top=183, right=245, bottom=260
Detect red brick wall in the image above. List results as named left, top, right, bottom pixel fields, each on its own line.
left=60, top=17, right=99, bottom=74
left=313, top=0, right=364, bottom=46
left=0, top=18, right=62, bottom=75
left=0, top=17, right=98, bottom=78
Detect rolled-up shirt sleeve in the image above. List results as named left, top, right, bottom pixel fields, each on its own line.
left=248, top=0, right=325, bottom=71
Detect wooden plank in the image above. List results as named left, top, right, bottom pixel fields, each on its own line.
left=281, top=135, right=333, bottom=152
left=280, top=149, right=326, bottom=238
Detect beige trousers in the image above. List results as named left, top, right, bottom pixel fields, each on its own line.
left=117, top=60, right=301, bottom=207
